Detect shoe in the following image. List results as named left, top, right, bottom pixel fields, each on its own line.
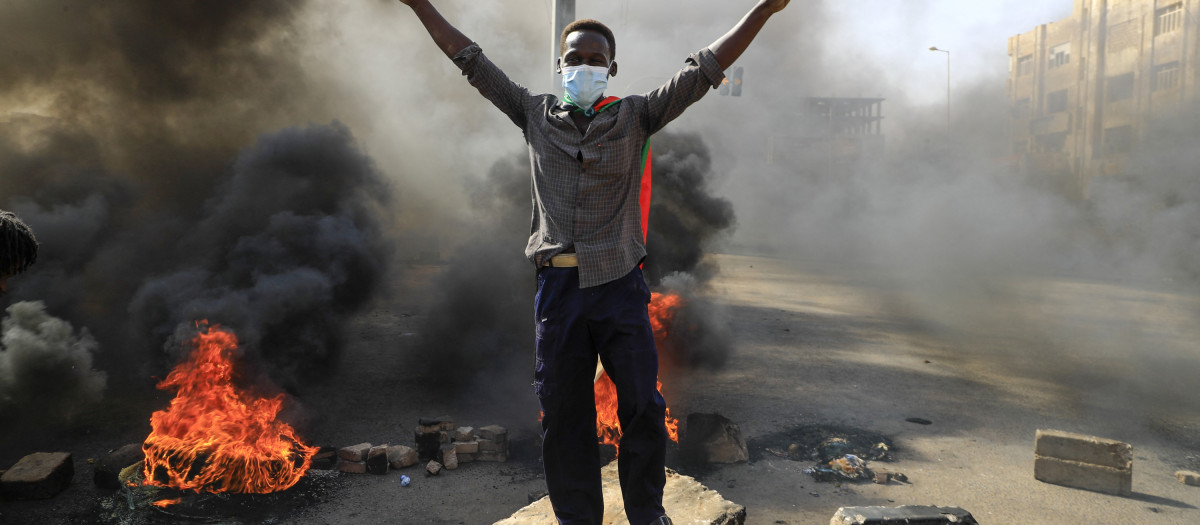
left=650, top=517, right=674, bottom=525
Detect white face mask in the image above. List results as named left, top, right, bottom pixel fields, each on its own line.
left=561, top=65, right=610, bottom=114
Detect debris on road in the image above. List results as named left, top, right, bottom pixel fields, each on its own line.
left=831, top=505, right=978, bottom=524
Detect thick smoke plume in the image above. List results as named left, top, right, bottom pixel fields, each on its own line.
left=416, top=131, right=737, bottom=408
left=0, top=301, right=106, bottom=423
left=0, top=1, right=392, bottom=401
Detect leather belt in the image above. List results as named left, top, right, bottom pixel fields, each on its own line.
left=542, top=253, right=579, bottom=267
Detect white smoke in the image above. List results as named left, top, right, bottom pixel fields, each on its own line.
left=0, top=301, right=106, bottom=421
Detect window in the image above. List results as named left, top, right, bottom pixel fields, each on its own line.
left=1037, top=132, right=1067, bottom=153
left=1046, top=89, right=1069, bottom=113
left=1018, top=55, right=1033, bottom=76
left=1103, top=126, right=1134, bottom=154
left=1156, top=3, right=1183, bottom=36
left=1154, top=61, right=1181, bottom=91
left=1107, top=73, right=1134, bottom=101
left=1049, top=43, right=1071, bottom=69
left=1013, top=98, right=1031, bottom=118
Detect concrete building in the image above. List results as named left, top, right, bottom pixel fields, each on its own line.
left=769, top=97, right=885, bottom=176
left=1007, top=0, right=1200, bottom=197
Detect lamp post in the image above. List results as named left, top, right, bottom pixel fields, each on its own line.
left=929, top=46, right=950, bottom=133
left=552, top=0, right=576, bottom=92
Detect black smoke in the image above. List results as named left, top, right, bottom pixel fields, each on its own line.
left=415, top=131, right=736, bottom=410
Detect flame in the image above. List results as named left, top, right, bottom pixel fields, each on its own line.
left=142, top=322, right=317, bottom=494
left=591, top=292, right=683, bottom=453
left=151, top=498, right=181, bottom=508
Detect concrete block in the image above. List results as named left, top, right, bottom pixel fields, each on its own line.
left=366, top=445, right=390, bottom=475
left=478, top=438, right=507, bottom=452
left=1034, top=455, right=1131, bottom=496
left=338, top=461, right=367, bottom=474
left=1, top=452, right=74, bottom=500
left=94, top=444, right=143, bottom=490
left=457, top=453, right=476, bottom=464
left=415, top=431, right=443, bottom=462
left=443, top=448, right=458, bottom=470
left=1176, top=470, right=1200, bottom=486
left=309, top=447, right=338, bottom=470
left=478, top=451, right=508, bottom=463
left=830, top=505, right=978, bottom=524
left=338, top=442, right=372, bottom=462
left=426, top=460, right=442, bottom=476
left=478, top=425, right=508, bottom=442
left=498, top=463, right=745, bottom=525
left=454, top=427, right=475, bottom=442
left=454, top=441, right=479, bottom=455
left=1035, top=429, right=1132, bottom=469
left=387, top=445, right=418, bottom=469
left=419, top=415, right=456, bottom=432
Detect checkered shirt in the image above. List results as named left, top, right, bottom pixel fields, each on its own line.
left=453, top=43, right=725, bottom=288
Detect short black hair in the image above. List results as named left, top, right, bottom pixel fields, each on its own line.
left=0, top=210, right=37, bottom=277
left=560, top=19, right=616, bottom=60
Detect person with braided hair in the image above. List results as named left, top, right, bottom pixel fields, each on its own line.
left=0, top=211, right=38, bottom=296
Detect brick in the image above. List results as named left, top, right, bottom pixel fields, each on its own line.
left=1034, top=429, right=1132, bottom=469
left=443, top=448, right=458, bottom=470
left=387, top=445, right=418, bottom=469
left=419, top=415, right=456, bottom=432
left=1, top=452, right=74, bottom=500
left=415, top=431, right=442, bottom=462
left=309, top=447, right=338, bottom=470
left=478, top=451, right=508, bottom=463
left=478, top=425, right=508, bottom=442
left=454, top=441, right=479, bottom=455
left=831, top=505, right=978, bottom=524
left=1177, top=470, right=1200, bottom=486
left=94, top=444, right=143, bottom=490
left=339, top=460, right=367, bottom=474
left=338, top=443, right=372, bottom=462
left=425, top=460, right=442, bottom=476
left=366, top=445, right=390, bottom=475
left=457, top=453, right=476, bottom=464
left=477, top=438, right=507, bottom=452
left=454, top=427, right=475, bottom=442
left=1034, top=455, right=1131, bottom=495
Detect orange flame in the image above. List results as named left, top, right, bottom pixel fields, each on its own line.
left=151, top=498, right=181, bottom=508
left=142, top=322, right=317, bottom=494
left=592, top=292, right=683, bottom=453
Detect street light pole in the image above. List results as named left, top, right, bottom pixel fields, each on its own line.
left=552, top=0, right=576, bottom=92
left=929, top=46, right=950, bottom=133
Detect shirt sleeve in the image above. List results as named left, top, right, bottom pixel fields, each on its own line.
left=639, top=48, right=726, bottom=134
left=453, top=43, right=534, bottom=130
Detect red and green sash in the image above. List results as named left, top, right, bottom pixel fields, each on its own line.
left=587, top=96, right=653, bottom=244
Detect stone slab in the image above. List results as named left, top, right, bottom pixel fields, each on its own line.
left=1034, top=455, right=1132, bottom=496
left=495, top=462, right=744, bottom=525
left=1034, top=429, right=1132, bottom=469
left=387, top=445, right=419, bottom=469
left=830, top=505, right=978, bottom=524
left=1, top=452, right=74, bottom=500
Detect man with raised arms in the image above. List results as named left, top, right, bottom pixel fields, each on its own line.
left=395, top=1, right=790, bottom=523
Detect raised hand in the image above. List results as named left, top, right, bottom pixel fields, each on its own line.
left=760, top=0, right=790, bottom=13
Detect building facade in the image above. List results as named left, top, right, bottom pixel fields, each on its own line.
left=1008, top=0, right=1200, bottom=197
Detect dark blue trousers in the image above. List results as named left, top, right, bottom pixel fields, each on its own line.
left=534, top=266, right=667, bottom=525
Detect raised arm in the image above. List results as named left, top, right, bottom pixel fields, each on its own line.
left=710, top=0, right=790, bottom=70
left=397, top=0, right=472, bottom=59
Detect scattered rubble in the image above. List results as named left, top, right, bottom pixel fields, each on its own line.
left=1033, top=429, right=1132, bottom=496
left=326, top=417, right=507, bottom=481
left=0, top=452, right=74, bottom=500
